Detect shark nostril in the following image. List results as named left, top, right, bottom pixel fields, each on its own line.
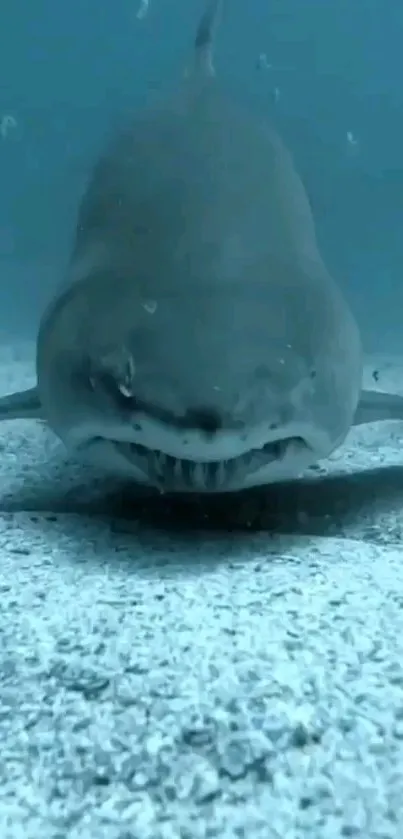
left=185, top=406, right=223, bottom=434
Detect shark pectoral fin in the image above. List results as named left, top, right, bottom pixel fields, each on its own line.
left=353, top=389, right=403, bottom=426
left=0, top=386, right=43, bottom=420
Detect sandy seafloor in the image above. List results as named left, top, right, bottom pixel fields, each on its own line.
left=1, top=342, right=403, bottom=839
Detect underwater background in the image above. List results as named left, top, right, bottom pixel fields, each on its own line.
left=0, top=0, right=402, bottom=350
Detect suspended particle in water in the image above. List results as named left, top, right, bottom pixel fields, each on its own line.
left=0, top=114, right=18, bottom=140
left=136, top=0, right=149, bottom=20
left=256, top=52, right=273, bottom=71
left=346, top=131, right=359, bottom=155
left=142, top=299, right=157, bottom=314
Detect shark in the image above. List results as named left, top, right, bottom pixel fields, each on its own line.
left=1, top=0, right=403, bottom=493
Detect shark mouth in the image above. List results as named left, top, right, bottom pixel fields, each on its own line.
left=114, top=436, right=308, bottom=493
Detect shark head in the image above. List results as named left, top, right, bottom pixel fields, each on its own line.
left=39, top=262, right=348, bottom=494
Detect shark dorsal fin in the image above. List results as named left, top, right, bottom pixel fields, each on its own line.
left=193, top=0, right=223, bottom=78
left=184, top=0, right=223, bottom=89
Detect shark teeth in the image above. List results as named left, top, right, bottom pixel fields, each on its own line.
left=114, top=437, right=306, bottom=492
left=149, top=451, right=238, bottom=491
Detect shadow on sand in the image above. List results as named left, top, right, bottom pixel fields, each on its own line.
left=2, top=453, right=403, bottom=541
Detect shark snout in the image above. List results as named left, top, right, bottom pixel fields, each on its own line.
left=182, top=406, right=224, bottom=435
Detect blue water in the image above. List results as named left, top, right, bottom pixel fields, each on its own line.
left=0, top=0, right=402, bottom=349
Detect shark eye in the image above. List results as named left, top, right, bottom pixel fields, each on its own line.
left=114, top=355, right=136, bottom=400
left=87, top=349, right=136, bottom=405
left=93, top=369, right=137, bottom=407
left=117, top=375, right=135, bottom=399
